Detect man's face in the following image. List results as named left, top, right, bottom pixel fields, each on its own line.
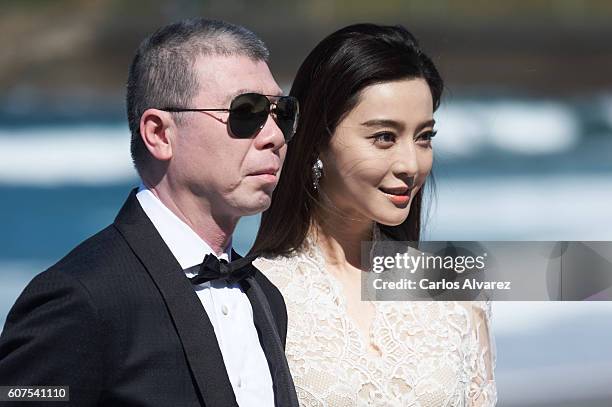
left=169, top=54, right=286, bottom=219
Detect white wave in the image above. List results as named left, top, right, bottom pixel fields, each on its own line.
left=434, top=101, right=488, bottom=156
left=435, top=100, right=579, bottom=155
left=424, top=174, right=612, bottom=241
left=0, top=125, right=137, bottom=185
left=485, top=102, right=579, bottom=154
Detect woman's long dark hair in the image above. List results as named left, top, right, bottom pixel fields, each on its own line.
left=251, top=23, right=443, bottom=256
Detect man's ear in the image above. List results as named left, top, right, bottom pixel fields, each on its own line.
left=139, top=109, right=175, bottom=161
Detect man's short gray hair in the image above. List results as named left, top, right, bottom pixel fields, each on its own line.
left=126, top=18, right=270, bottom=176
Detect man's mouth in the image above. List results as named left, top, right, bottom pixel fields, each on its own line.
left=248, top=168, right=279, bottom=184
left=249, top=168, right=278, bottom=176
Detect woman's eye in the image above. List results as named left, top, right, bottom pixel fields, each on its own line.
left=416, top=130, right=437, bottom=144
left=372, top=132, right=396, bottom=144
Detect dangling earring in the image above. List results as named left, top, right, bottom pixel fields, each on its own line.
left=312, top=158, right=323, bottom=190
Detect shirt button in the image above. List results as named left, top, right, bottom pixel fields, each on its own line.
left=237, top=377, right=242, bottom=388
left=221, top=304, right=229, bottom=316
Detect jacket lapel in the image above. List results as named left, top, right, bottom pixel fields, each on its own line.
left=113, top=190, right=238, bottom=407
left=236, top=252, right=299, bottom=407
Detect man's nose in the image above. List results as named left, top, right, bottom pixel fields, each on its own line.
left=253, top=113, right=286, bottom=151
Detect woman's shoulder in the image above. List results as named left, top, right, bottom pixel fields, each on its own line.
left=253, top=252, right=298, bottom=276
left=253, top=242, right=326, bottom=288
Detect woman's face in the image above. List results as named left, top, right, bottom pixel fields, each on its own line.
left=320, top=78, right=435, bottom=226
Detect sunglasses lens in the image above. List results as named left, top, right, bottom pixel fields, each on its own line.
left=275, top=97, right=299, bottom=142
left=228, top=93, right=269, bottom=138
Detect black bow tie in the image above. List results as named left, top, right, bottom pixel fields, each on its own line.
left=187, top=253, right=257, bottom=285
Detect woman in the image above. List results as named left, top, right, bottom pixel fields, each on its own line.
left=251, top=23, right=496, bottom=406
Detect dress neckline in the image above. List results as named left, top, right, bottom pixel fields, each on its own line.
left=302, top=234, right=384, bottom=358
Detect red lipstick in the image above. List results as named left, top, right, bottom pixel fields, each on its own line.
left=379, top=186, right=411, bottom=206
left=387, top=194, right=410, bottom=205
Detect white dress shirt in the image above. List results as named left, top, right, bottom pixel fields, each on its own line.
left=136, top=186, right=274, bottom=407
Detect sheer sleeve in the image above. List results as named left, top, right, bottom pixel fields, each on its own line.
left=465, top=300, right=498, bottom=406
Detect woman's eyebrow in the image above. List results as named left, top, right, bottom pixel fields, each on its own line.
left=360, top=119, right=404, bottom=131
left=360, top=118, right=436, bottom=133
left=415, top=119, right=436, bottom=133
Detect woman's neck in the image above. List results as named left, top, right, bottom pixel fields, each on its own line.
left=314, top=211, right=374, bottom=273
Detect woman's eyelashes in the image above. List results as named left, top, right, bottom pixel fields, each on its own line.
left=415, top=130, right=437, bottom=146
left=369, top=129, right=437, bottom=147
left=371, top=131, right=397, bottom=145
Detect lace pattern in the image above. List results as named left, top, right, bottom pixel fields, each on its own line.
left=255, top=239, right=497, bottom=407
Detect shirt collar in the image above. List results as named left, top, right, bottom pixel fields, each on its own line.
left=136, top=183, right=232, bottom=271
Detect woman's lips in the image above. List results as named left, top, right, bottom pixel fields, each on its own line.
left=379, top=187, right=411, bottom=205
left=386, top=194, right=410, bottom=205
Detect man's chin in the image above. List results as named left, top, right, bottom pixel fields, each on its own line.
left=237, top=194, right=272, bottom=216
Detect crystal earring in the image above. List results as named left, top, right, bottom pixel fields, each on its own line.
left=312, top=158, right=323, bottom=190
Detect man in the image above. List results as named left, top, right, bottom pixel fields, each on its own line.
left=0, top=19, right=299, bottom=407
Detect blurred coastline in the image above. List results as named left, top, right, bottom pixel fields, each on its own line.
left=3, top=0, right=612, bottom=110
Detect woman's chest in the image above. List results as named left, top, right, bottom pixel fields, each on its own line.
left=282, top=281, right=475, bottom=406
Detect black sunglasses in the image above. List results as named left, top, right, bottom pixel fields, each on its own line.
left=160, top=93, right=299, bottom=142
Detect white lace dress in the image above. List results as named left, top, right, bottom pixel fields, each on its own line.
left=254, top=241, right=497, bottom=407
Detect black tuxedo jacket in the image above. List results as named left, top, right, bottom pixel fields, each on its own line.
left=0, top=190, right=297, bottom=406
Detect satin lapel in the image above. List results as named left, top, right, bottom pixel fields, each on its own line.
left=236, top=252, right=299, bottom=407
left=114, top=190, right=238, bottom=407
